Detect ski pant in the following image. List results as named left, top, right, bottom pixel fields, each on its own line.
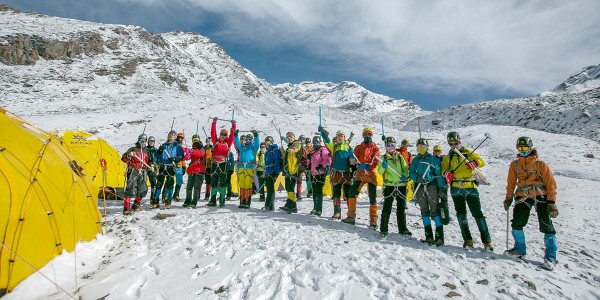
left=124, top=168, right=148, bottom=198
left=185, top=173, right=204, bottom=206
left=380, top=185, right=408, bottom=234
left=237, top=167, right=254, bottom=189
left=332, top=171, right=351, bottom=204
left=156, top=165, right=176, bottom=191
left=285, top=174, right=298, bottom=201
left=264, top=173, right=278, bottom=210
left=416, top=183, right=440, bottom=218
left=511, top=196, right=556, bottom=234
left=227, top=170, right=233, bottom=197
left=451, top=187, right=491, bottom=243
left=204, top=169, right=212, bottom=199
left=311, top=174, right=326, bottom=212
left=210, top=162, right=228, bottom=188
left=175, top=167, right=184, bottom=186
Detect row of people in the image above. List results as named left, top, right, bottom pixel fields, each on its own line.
left=120, top=121, right=559, bottom=267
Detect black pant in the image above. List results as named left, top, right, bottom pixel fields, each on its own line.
left=311, top=174, right=326, bottom=211
left=512, top=196, right=555, bottom=234
left=226, top=170, right=233, bottom=197
left=380, top=186, right=408, bottom=234
left=285, top=174, right=298, bottom=198
left=185, top=173, right=204, bottom=206
left=265, top=173, right=278, bottom=210
left=210, top=162, right=228, bottom=188
left=156, top=165, right=176, bottom=190
left=124, top=169, right=148, bottom=198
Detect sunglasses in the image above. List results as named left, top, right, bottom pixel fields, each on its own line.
left=417, top=144, right=428, bottom=148
left=220, top=133, right=227, bottom=136
left=517, top=146, right=530, bottom=151
left=386, top=144, right=396, bottom=148
left=286, top=136, right=294, bottom=140
left=363, top=134, right=372, bottom=137
left=448, top=141, right=459, bottom=146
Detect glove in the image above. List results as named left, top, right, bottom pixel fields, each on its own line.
left=148, top=165, right=154, bottom=173
left=381, top=161, right=389, bottom=169
left=318, top=126, right=323, bottom=132
left=322, top=128, right=329, bottom=138
left=400, top=175, right=407, bottom=182
left=252, top=130, right=258, bottom=137
left=234, top=129, right=239, bottom=136
left=443, top=171, right=455, bottom=183
left=212, top=117, right=218, bottom=123
left=357, top=163, right=369, bottom=171
left=307, top=153, right=312, bottom=159
left=438, top=187, right=448, bottom=202
left=417, top=177, right=426, bottom=184
left=231, top=120, right=236, bottom=124
left=466, top=160, right=478, bottom=170
left=158, top=146, right=164, bottom=153
left=182, top=166, right=187, bottom=174
left=547, top=202, right=559, bottom=218
left=317, top=164, right=325, bottom=172
left=381, top=135, right=386, bottom=142
left=169, top=157, right=178, bottom=163
left=503, top=198, right=513, bottom=211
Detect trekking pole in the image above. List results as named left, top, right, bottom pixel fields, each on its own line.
left=318, top=106, right=322, bottom=137
left=142, top=123, right=147, bottom=135
left=170, top=118, right=175, bottom=132
left=418, top=117, right=422, bottom=139
left=202, top=126, right=208, bottom=139
left=506, top=200, right=511, bottom=250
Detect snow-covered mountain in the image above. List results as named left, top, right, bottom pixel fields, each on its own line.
left=404, top=74, right=600, bottom=143
left=274, top=81, right=426, bottom=122
left=0, top=6, right=425, bottom=142
left=540, top=64, right=600, bottom=96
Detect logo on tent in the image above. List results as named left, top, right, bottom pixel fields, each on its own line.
left=70, top=134, right=92, bottom=145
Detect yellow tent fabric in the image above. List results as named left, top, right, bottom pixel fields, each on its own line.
left=54, top=130, right=126, bottom=191
left=0, top=109, right=102, bottom=294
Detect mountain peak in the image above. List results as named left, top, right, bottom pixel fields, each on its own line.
left=540, top=64, right=600, bottom=96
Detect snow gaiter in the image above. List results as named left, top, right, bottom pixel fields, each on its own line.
left=544, top=234, right=557, bottom=261
left=475, top=217, right=492, bottom=243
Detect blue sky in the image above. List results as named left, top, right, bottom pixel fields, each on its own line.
left=5, top=0, right=600, bottom=110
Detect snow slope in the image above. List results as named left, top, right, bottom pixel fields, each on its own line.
left=5, top=124, right=600, bottom=300
left=540, top=64, right=600, bottom=96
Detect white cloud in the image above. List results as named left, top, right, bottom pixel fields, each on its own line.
left=42, top=0, right=600, bottom=95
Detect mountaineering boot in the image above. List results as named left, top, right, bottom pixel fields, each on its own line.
left=246, top=189, right=252, bottom=208
left=219, top=187, right=227, bottom=207
left=434, top=226, right=444, bottom=247
left=207, top=194, right=217, bottom=207
left=259, top=194, right=265, bottom=202
left=265, top=193, right=275, bottom=211
left=483, top=243, right=494, bottom=251
left=421, top=225, right=434, bottom=245
left=543, top=234, right=558, bottom=269
left=161, top=188, right=167, bottom=204
left=279, top=199, right=293, bottom=212
left=342, top=198, right=357, bottom=224
left=288, top=200, right=298, bottom=214
left=133, top=197, right=142, bottom=211
left=123, top=197, right=132, bottom=215
left=369, top=221, right=378, bottom=229
left=504, top=229, right=526, bottom=258
left=332, top=198, right=342, bottom=219
left=173, top=184, right=182, bottom=202
left=463, top=239, right=474, bottom=249
left=380, top=231, right=388, bottom=239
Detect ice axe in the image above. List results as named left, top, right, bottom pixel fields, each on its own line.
left=450, top=132, right=491, bottom=173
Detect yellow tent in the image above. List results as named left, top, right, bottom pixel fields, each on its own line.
left=54, top=130, right=126, bottom=196
left=0, top=109, right=102, bottom=294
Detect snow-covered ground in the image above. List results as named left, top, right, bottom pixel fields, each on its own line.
left=5, top=123, right=600, bottom=300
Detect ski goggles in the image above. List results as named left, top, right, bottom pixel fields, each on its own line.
left=448, top=141, right=459, bottom=146
left=516, top=146, right=530, bottom=151
left=286, top=135, right=294, bottom=140
left=260, top=145, right=267, bottom=149
left=192, top=138, right=200, bottom=143
left=386, top=143, right=396, bottom=148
